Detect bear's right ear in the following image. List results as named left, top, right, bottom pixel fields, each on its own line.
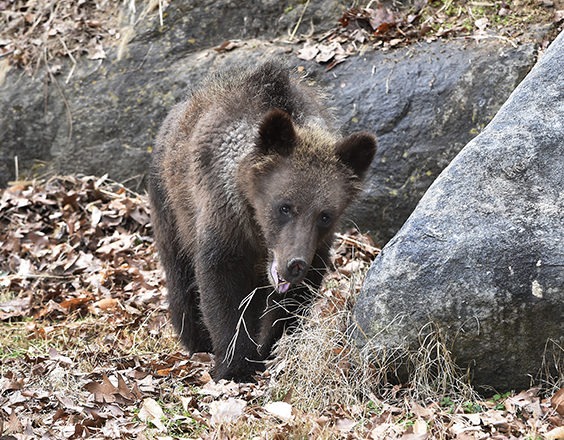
left=256, top=109, right=297, bottom=157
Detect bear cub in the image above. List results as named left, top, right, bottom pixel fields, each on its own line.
left=148, top=61, right=376, bottom=382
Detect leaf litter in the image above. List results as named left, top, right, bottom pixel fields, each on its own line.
left=0, top=0, right=169, bottom=76
left=293, top=0, right=563, bottom=69
left=0, top=175, right=562, bottom=438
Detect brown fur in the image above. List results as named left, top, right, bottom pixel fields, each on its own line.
left=148, top=61, right=376, bottom=381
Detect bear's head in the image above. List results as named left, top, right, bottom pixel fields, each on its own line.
left=241, top=109, right=376, bottom=293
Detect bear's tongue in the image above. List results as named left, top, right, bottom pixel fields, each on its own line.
left=270, top=262, right=291, bottom=293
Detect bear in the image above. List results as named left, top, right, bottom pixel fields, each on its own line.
left=148, top=61, right=376, bottom=382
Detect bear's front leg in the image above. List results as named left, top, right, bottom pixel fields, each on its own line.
left=194, top=239, right=267, bottom=382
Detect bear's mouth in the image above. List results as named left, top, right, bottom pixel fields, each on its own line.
left=269, top=261, right=291, bottom=293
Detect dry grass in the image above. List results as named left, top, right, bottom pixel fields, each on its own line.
left=539, top=338, right=564, bottom=393
left=268, top=292, right=477, bottom=413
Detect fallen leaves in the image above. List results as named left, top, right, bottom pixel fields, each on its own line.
left=0, top=175, right=160, bottom=323
left=338, top=5, right=400, bottom=34
left=0, top=0, right=169, bottom=75
left=84, top=374, right=141, bottom=405
left=295, top=1, right=561, bottom=69
left=296, top=3, right=422, bottom=69
left=0, top=175, right=562, bottom=438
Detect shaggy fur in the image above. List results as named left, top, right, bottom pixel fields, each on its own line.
left=148, top=61, right=376, bottom=381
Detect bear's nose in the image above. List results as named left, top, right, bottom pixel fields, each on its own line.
left=287, top=258, right=307, bottom=281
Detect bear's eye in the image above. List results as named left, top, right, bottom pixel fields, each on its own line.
left=318, top=212, right=332, bottom=227
left=279, top=204, right=292, bottom=216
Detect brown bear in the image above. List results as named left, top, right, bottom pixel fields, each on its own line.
left=148, top=61, right=376, bottom=382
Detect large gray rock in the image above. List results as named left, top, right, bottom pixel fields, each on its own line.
left=354, top=31, right=564, bottom=391
left=0, top=0, right=538, bottom=242
left=150, top=0, right=346, bottom=53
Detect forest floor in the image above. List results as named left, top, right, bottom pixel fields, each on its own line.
left=1, top=0, right=563, bottom=74
left=1, top=176, right=563, bottom=439
left=1, top=0, right=564, bottom=438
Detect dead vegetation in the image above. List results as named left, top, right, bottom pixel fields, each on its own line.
left=0, top=0, right=168, bottom=76
left=293, top=0, right=564, bottom=69
left=1, top=1, right=564, bottom=437
left=2, top=0, right=563, bottom=76
left=1, top=175, right=563, bottom=438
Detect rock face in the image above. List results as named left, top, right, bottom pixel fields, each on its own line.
left=353, top=31, right=564, bottom=391
left=0, top=0, right=539, bottom=243
left=317, top=42, right=534, bottom=243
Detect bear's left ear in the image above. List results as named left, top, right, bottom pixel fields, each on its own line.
left=335, top=132, right=377, bottom=179
left=257, top=108, right=297, bottom=157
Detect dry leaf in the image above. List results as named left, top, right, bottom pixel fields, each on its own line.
left=475, top=17, right=489, bottom=31
left=1, top=376, right=24, bottom=392
left=138, top=398, right=166, bottom=432
left=410, top=401, right=434, bottom=419
left=209, top=398, right=246, bottom=426
left=84, top=374, right=119, bottom=403
left=368, top=6, right=397, bottom=31
left=93, top=297, right=119, bottom=311
left=545, top=426, right=564, bottom=440
left=0, top=296, right=31, bottom=320
left=198, top=370, right=213, bottom=384
left=180, top=396, right=193, bottom=412
left=335, top=417, right=355, bottom=433
left=506, top=388, right=543, bottom=419
left=413, top=418, right=427, bottom=435
left=297, top=42, right=319, bottom=61
left=551, top=388, right=564, bottom=416
left=4, top=411, right=23, bottom=434
left=264, top=401, right=293, bottom=422
left=214, top=40, right=242, bottom=53
left=315, top=42, right=345, bottom=63
left=200, top=380, right=239, bottom=398
left=371, top=422, right=403, bottom=439
left=91, top=206, right=102, bottom=227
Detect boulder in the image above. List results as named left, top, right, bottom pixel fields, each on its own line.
left=313, top=41, right=534, bottom=243
left=353, top=30, right=564, bottom=391
left=153, top=0, right=346, bottom=52
left=0, top=0, right=538, bottom=243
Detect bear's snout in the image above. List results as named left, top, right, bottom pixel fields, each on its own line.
left=269, top=256, right=310, bottom=293
left=286, top=258, right=308, bottom=283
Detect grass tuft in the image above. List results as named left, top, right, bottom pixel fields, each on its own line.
left=267, top=267, right=477, bottom=414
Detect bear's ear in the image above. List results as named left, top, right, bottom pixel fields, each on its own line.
left=257, top=109, right=297, bottom=157
left=335, top=132, right=377, bottom=179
